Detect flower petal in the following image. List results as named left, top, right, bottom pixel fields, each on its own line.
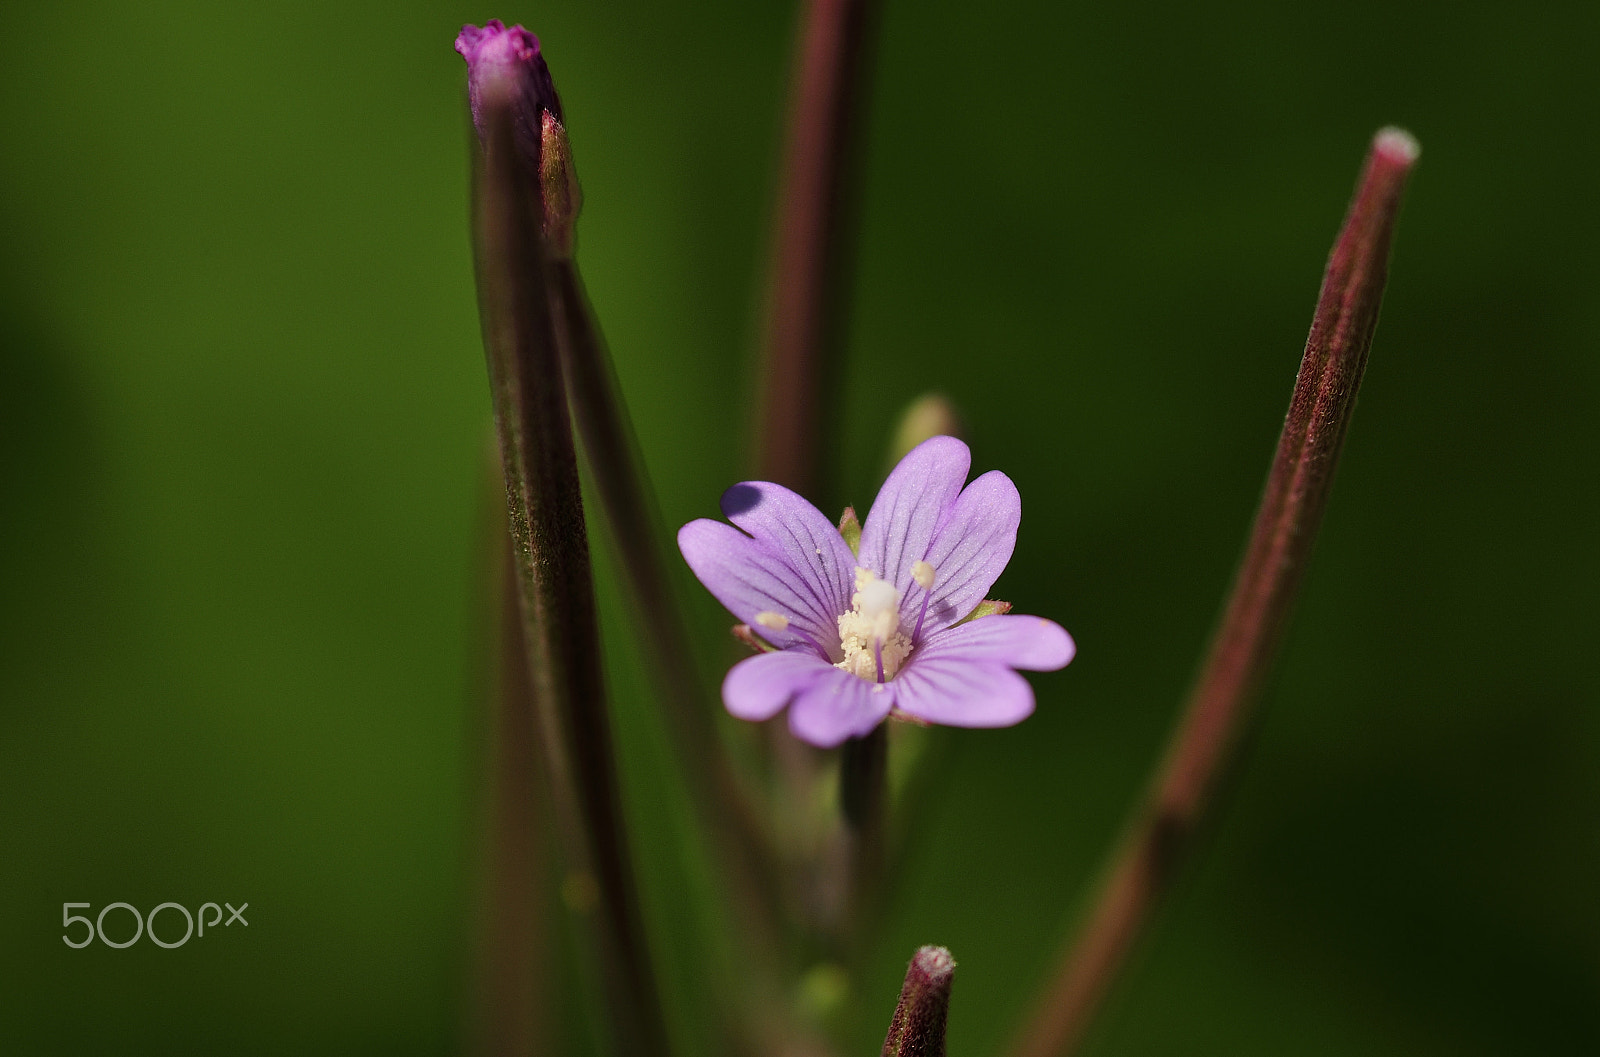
left=915, top=470, right=1021, bottom=636
left=678, top=519, right=839, bottom=655
left=916, top=614, right=1075, bottom=671
left=787, top=668, right=895, bottom=747
left=719, top=481, right=858, bottom=633
left=858, top=436, right=971, bottom=598
left=722, top=649, right=834, bottom=721
left=894, top=659, right=1035, bottom=728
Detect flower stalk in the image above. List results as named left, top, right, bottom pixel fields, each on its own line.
left=543, top=125, right=789, bottom=962
left=756, top=0, right=879, bottom=498
left=1009, top=127, right=1420, bottom=1057
left=838, top=721, right=887, bottom=929
left=881, top=946, right=956, bottom=1057
left=468, top=70, right=670, bottom=1056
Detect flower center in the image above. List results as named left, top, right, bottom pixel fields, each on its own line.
left=836, top=567, right=913, bottom=682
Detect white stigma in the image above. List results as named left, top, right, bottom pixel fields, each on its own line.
left=858, top=577, right=899, bottom=639
left=754, top=611, right=789, bottom=631
left=835, top=568, right=913, bottom=682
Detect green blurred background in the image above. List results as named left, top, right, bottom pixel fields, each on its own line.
left=3, top=0, right=1597, bottom=1053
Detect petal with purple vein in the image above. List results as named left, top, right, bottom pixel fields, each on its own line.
left=894, top=658, right=1034, bottom=727
left=787, top=667, right=896, bottom=747
left=678, top=519, right=840, bottom=656
left=720, top=481, right=858, bottom=628
left=722, top=648, right=835, bottom=721
left=917, top=614, right=1075, bottom=671
left=915, top=471, right=1020, bottom=637
left=858, top=436, right=970, bottom=598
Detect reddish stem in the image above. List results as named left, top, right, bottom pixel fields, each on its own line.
left=1009, top=128, right=1420, bottom=1057
left=473, top=528, right=550, bottom=1057
left=756, top=0, right=877, bottom=497
left=472, top=87, right=670, bottom=1057
left=881, top=946, right=956, bottom=1057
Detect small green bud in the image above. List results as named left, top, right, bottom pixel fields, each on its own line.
left=838, top=505, right=862, bottom=556
left=540, top=112, right=582, bottom=257
left=958, top=599, right=1012, bottom=625
left=888, top=393, right=962, bottom=466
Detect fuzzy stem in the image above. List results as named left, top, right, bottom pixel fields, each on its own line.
left=1009, top=128, right=1420, bottom=1057
left=472, top=448, right=552, bottom=1057
left=470, top=87, right=670, bottom=1057
left=881, top=946, right=956, bottom=1057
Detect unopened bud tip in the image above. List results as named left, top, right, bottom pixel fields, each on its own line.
left=912, top=945, right=955, bottom=982
left=1373, top=126, right=1420, bottom=166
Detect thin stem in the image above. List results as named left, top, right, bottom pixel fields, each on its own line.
left=473, top=524, right=550, bottom=1055
left=840, top=724, right=887, bottom=831
left=550, top=258, right=800, bottom=1057
left=756, top=0, right=878, bottom=497
left=1009, top=128, right=1420, bottom=1057
left=550, top=257, right=789, bottom=935
left=839, top=722, right=888, bottom=936
left=471, top=88, right=671, bottom=1057
left=472, top=449, right=552, bottom=1057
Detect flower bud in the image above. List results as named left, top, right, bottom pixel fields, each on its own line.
left=456, top=21, right=579, bottom=253
left=837, top=505, right=862, bottom=555
left=889, top=393, right=962, bottom=464
left=881, top=945, right=955, bottom=1057
left=456, top=21, right=561, bottom=154
left=539, top=112, right=581, bottom=257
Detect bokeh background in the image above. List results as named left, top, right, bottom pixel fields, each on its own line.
left=3, top=1, right=1597, bottom=1054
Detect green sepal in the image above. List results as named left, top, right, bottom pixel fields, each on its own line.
left=955, top=598, right=1012, bottom=625
left=837, top=506, right=862, bottom=556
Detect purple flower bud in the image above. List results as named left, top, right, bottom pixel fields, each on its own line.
left=881, top=946, right=956, bottom=1057
left=456, top=20, right=581, bottom=254
left=455, top=20, right=563, bottom=172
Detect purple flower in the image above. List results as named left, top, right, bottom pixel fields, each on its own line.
left=678, top=436, right=1074, bottom=747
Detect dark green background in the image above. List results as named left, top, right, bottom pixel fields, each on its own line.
left=2, top=1, right=1596, bottom=1053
